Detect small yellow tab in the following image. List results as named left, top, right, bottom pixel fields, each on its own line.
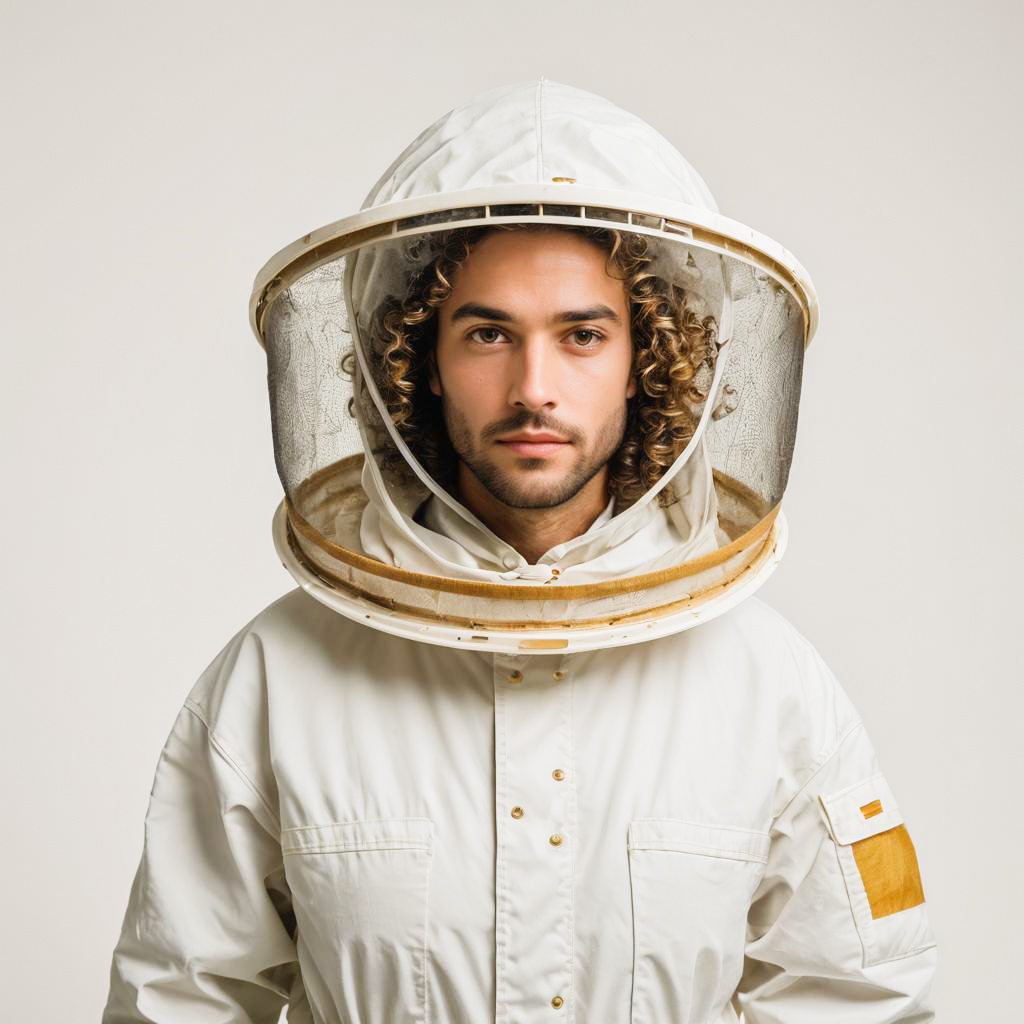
left=519, top=638, right=569, bottom=650
left=551, top=177, right=576, bottom=184
left=852, top=825, right=926, bottom=919
left=860, top=799, right=884, bottom=819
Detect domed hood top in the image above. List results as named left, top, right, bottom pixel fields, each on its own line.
left=361, top=79, right=719, bottom=211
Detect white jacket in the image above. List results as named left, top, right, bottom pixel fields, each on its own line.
left=103, top=588, right=936, bottom=1022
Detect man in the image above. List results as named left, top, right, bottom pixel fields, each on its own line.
left=104, top=80, right=937, bottom=1022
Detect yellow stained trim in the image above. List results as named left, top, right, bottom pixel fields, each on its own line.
left=852, top=825, right=926, bottom=919
left=860, top=799, right=884, bottom=819
left=293, top=452, right=364, bottom=495
left=286, top=495, right=776, bottom=601
left=286, top=519, right=776, bottom=631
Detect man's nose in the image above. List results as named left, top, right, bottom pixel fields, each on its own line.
left=506, top=336, right=559, bottom=411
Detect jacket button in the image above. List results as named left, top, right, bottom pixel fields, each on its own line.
left=552, top=669, right=566, bottom=681
left=551, top=995, right=564, bottom=1008
left=506, top=670, right=523, bottom=684
left=549, top=833, right=564, bottom=847
left=502, top=554, right=519, bottom=569
left=510, top=806, right=524, bottom=818
left=552, top=769, right=565, bottom=781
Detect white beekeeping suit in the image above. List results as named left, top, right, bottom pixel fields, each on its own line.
left=104, top=80, right=937, bottom=1023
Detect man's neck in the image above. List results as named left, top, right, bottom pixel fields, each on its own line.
left=457, top=466, right=609, bottom=565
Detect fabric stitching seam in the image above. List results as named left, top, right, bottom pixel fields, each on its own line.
left=770, top=720, right=864, bottom=830
left=183, top=699, right=281, bottom=832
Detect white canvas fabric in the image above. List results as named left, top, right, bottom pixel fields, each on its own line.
left=104, top=82, right=936, bottom=1021
left=103, top=592, right=936, bottom=1022
left=360, top=79, right=720, bottom=211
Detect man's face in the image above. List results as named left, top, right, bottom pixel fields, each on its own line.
left=430, top=229, right=636, bottom=510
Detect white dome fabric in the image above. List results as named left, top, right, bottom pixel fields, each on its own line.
left=361, top=79, right=720, bottom=211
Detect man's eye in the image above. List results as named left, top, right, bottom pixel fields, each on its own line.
left=568, top=328, right=604, bottom=347
left=468, top=327, right=506, bottom=344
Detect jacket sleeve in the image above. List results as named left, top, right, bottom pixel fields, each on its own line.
left=102, top=698, right=307, bottom=1023
left=734, top=717, right=938, bottom=1023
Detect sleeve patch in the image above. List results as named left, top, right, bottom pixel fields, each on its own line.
left=852, top=824, right=926, bottom=919
left=859, top=799, right=883, bottom=819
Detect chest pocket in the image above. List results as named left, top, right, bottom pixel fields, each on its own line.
left=627, top=818, right=769, bottom=1024
left=282, top=817, right=433, bottom=1024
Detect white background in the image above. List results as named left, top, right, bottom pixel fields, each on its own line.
left=3, top=0, right=1020, bottom=1018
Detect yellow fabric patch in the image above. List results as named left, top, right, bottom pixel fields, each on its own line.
left=852, top=825, right=926, bottom=919
left=860, top=799, right=883, bottom=819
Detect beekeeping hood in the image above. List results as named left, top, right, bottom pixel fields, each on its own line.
left=250, top=80, right=818, bottom=654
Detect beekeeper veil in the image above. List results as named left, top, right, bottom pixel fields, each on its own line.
left=250, top=80, right=818, bottom=653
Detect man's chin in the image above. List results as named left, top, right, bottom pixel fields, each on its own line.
left=482, top=475, right=591, bottom=511
left=458, top=450, right=606, bottom=511
left=489, top=492, right=580, bottom=511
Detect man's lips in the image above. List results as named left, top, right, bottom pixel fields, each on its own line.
left=495, top=433, right=570, bottom=456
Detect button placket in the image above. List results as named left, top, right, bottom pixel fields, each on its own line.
left=493, top=655, right=575, bottom=1021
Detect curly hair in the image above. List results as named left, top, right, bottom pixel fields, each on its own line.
left=355, top=223, right=719, bottom=508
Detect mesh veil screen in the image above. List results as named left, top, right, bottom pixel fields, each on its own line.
left=705, top=261, right=804, bottom=531
left=265, top=258, right=358, bottom=497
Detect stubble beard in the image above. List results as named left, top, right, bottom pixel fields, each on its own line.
left=441, top=400, right=628, bottom=510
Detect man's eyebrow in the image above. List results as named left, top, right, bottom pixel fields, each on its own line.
left=448, top=302, right=623, bottom=325
left=449, top=303, right=515, bottom=323
left=555, top=305, right=622, bottom=325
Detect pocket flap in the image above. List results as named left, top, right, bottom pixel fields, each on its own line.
left=820, top=773, right=904, bottom=844
left=282, top=817, right=434, bottom=855
left=628, top=818, right=770, bottom=863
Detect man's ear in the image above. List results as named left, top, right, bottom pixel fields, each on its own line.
left=428, top=349, right=442, bottom=397
left=625, top=370, right=637, bottom=400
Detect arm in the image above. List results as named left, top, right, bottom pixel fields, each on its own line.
left=735, top=721, right=937, bottom=1023
left=102, top=699, right=303, bottom=1023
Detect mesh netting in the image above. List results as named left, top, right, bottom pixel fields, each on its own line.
left=266, top=259, right=359, bottom=496
left=704, top=261, right=804, bottom=530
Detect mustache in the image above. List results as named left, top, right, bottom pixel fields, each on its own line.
left=482, top=410, right=583, bottom=444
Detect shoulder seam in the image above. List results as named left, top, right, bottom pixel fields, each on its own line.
left=184, top=699, right=282, bottom=834
left=771, top=719, right=865, bottom=827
